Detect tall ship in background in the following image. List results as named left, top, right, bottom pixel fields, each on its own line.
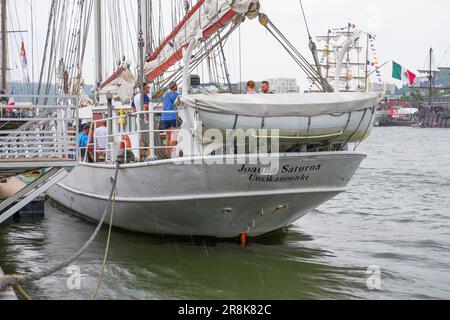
left=307, top=23, right=384, bottom=94
left=415, top=48, right=450, bottom=128
left=377, top=48, right=450, bottom=128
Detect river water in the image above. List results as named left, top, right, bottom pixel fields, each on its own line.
left=1, top=127, right=449, bottom=300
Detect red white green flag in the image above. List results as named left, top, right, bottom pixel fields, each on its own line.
left=392, top=61, right=416, bottom=86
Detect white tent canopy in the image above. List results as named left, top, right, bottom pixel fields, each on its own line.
left=178, top=92, right=380, bottom=117
left=397, top=108, right=419, bottom=115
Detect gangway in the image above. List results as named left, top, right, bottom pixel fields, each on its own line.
left=0, top=95, right=79, bottom=224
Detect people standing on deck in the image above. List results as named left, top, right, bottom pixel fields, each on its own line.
left=260, top=81, right=272, bottom=94
left=79, top=124, right=94, bottom=163
left=94, top=121, right=107, bottom=162
left=162, top=81, right=180, bottom=157
left=246, top=81, right=257, bottom=94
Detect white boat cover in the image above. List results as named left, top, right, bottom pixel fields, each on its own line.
left=178, top=92, right=380, bottom=117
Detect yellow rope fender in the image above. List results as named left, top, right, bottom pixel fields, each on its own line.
left=118, top=106, right=126, bottom=127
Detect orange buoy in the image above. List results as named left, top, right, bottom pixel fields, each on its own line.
left=240, top=233, right=247, bottom=246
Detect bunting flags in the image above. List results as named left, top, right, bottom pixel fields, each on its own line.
left=368, top=33, right=383, bottom=92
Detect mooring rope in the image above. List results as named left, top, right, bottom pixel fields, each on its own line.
left=92, top=185, right=117, bottom=300
left=0, top=163, right=120, bottom=293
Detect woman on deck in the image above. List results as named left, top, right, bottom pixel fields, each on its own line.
left=162, top=82, right=180, bottom=157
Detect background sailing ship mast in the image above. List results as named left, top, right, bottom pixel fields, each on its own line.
left=308, top=24, right=379, bottom=93
left=416, top=47, right=450, bottom=107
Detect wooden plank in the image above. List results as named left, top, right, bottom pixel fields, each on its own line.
left=0, top=267, right=18, bottom=301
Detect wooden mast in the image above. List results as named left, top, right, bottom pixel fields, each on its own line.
left=428, top=47, right=433, bottom=106
left=94, top=0, right=102, bottom=92
left=1, top=0, right=7, bottom=92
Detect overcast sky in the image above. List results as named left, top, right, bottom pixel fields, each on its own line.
left=7, top=0, right=450, bottom=90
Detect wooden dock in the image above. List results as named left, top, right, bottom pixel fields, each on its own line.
left=0, top=267, right=18, bottom=300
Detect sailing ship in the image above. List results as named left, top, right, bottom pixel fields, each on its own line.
left=378, top=48, right=450, bottom=128
left=416, top=48, right=450, bottom=128
left=308, top=24, right=381, bottom=93
left=45, top=0, right=379, bottom=238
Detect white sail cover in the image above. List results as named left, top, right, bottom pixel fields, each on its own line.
left=144, top=0, right=258, bottom=78
left=98, top=69, right=136, bottom=101
left=178, top=92, right=380, bottom=117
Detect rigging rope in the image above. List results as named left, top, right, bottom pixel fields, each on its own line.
left=92, top=180, right=117, bottom=300
left=298, top=0, right=312, bottom=41
left=258, top=13, right=333, bottom=92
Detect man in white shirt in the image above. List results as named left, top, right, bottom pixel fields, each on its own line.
left=94, top=121, right=108, bottom=161
left=132, top=83, right=151, bottom=113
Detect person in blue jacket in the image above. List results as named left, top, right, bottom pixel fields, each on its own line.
left=78, top=124, right=94, bottom=162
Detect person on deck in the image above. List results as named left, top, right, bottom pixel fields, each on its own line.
left=132, top=83, right=152, bottom=160
left=246, top=81, right=257, bottom=94
left=131, top=83, right=151, bottom=114
left=79, top=124, right=94, bottom=163
left=94, top=121, right=108, bottom=162
left=260, top=81, right=272, bottom=94
left=162, top=82, right=180, bottom=157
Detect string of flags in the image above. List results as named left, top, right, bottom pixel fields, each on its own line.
left=367, top=33, right=384, bottom=92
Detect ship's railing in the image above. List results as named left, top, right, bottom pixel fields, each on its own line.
left=0, top=95, right=79, bottom=162
left=81, top=109, right=180, bottom=164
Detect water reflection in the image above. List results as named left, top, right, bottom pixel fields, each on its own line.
left=1, top=203, right=366, bottom=300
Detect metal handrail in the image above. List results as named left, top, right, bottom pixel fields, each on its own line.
left=83, top=109, right=180, bottom=164
left=0, top=95, right=79, bottom=162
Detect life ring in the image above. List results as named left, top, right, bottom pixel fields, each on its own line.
left=120, top=135, right=132, bottom=150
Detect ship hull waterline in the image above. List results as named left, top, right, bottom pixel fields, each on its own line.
left=47, top=152, right=366, bottom=238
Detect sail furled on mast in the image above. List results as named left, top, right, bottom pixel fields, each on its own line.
left=144, top=0, right=259, bottom=83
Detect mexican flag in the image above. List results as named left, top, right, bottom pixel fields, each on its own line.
left=392, top=61, right=417, bottom=86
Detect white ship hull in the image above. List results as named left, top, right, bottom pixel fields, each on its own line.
left=48, top=152, right=365, bottom=238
